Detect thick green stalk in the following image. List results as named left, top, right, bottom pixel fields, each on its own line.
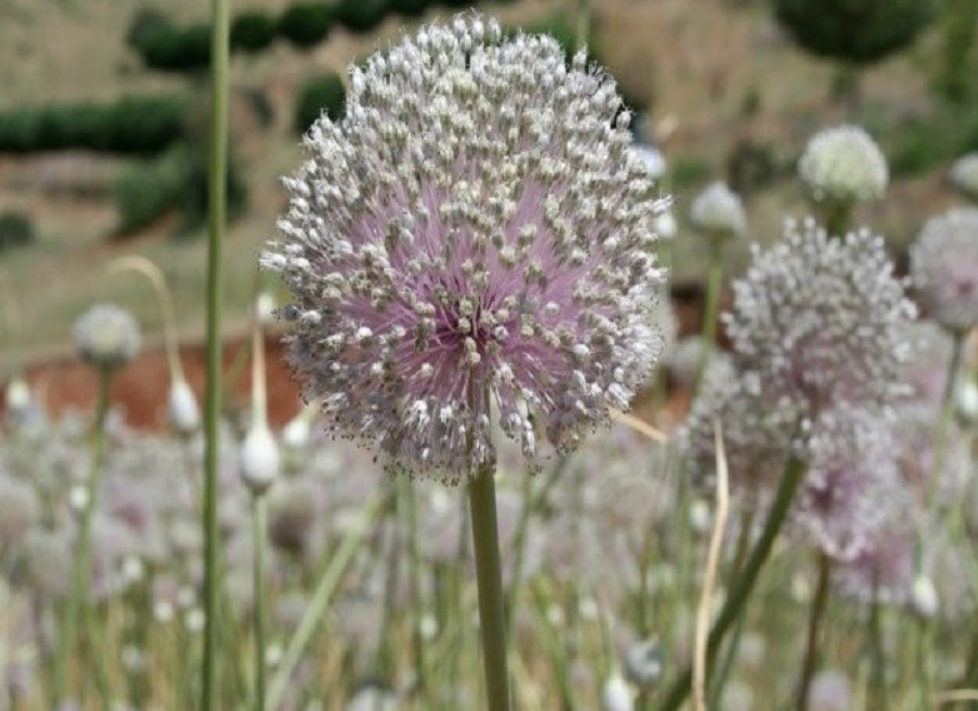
left=657, top=454, right=807, bottom=711
left=201, top=0, right=231, bottom=709
left=795, top=552, right=832, bottom=711
left=52, top=368, right=111, bottom=710
left=469, top=466, right=512, bottom=711
left=251, top=494, right=268, bottom=711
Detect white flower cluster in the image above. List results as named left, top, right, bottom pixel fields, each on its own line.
left=798, top=125, right=888, bottom=205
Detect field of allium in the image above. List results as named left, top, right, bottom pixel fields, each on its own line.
left=4, top=1, right=978, bottom=711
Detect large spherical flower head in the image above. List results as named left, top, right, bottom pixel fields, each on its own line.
left=910, top=207, right=978, bottom=333
left=73, top=303, right=141, bottom=370
left=798, top=125, right=888, bottom=205
left=949, top=153, right=978, bottom=203
left=724, top=219, right=916, bottom=418
left=680, top=363, right=799, bottom=505
left=688, top=181, right=746, bottom=240
left=262, top=15, right=666, bottom=482
left=792, top=408, right=901, bottom=562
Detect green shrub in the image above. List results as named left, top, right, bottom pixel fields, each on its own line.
left=391, top=0, right=430, bottom=17
left=888, top=102, right=978, bottom=177
left=294, top=73, right=347, bottom=134
left=114, top=143, right=247, bottom=237
left=278, top=3, right=333, bottom=49
left=113, top=147, right=187, bottom=234
left=0, top=212, right=34, bottom=253
left=135, top=20, right=211, bottom=72
left=231, top=11, right=277, bottom=54
left=333, top=0, right=390, bottom=34
left=0, top=96, right=185, bottom=155
left=774, top=0, right=937, bottom=65
left=125, top=7, right=170, bottom=51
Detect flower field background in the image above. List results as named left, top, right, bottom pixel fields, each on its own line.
left=2, top=1, right=978, bottom=711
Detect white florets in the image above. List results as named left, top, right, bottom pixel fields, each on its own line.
left=73, top=303, right=141, bottom=370
left=950, top=152, right=978, bottom=202
left=910, top=207, right=978, bottom=333
left=689, top=181, right=746, bottom=239
left=798, top=124, right=888, bottom=204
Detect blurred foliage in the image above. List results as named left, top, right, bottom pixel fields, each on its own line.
left=0, top=211, right=35, bottom=253
left=726, top=138, right=782, bottom=197
left=294, top=73, right=347, bottom=135
left=933, top=0, right=978, bottom=103
left=773, top=0, right=937, bottom=65
left=0, top=96, right=185, bottom=154
left=231, top=11, right=278, bottom=54
left=333, top=0, right=391, bottom=34
left=277, top=3, right=333, bottom=49
left=886, top=100, right=978, bottom=177
left=113, top=143, right=247, bottom=238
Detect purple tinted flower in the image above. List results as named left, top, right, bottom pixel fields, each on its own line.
left=910, top=207, right=978, bottom=333
left=263, top=15, right=666, bottom=481
left=793, top=408, right=901, bottom=562
left=724, top=219, right=916, bottom=418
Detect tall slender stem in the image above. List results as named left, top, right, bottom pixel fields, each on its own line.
left=469, top=466, right=512, bottom=711
left=657, top=454, right=807, bottom=711
left=695, top=238, right=724, bottom=392
left=796, top=552, right=832, bottom=711
left=52, top=367, right=111, bottom=710
left=251, top=494, right=268, bottom=711
left=867, top=598, right=887, bottom=709
left=202, top=0, right=231, bottom=708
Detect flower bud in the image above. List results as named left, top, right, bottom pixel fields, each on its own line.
left=73, top=303, right=141, bottom=370
left=168, top=378, right=201, bottom=435
left=601, top=673, right=634, bottom=711
left=623, top=639, right=664, bottom=692
left=241, top=423, right=280, bottom=495
left=911, top=574, right=938, bottom=619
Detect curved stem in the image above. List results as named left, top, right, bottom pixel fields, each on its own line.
left=796, top=552, right=832, bottom=711
left=108, top=256, right=185, bottom=382
left=657, top=453, right=807, bottom=711
left=201, top=0, right=231, bottom=708
left=469, top=466, right=512, bottom=711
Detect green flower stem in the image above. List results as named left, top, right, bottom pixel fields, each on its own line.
left=819, top=198, right=854, bottom=238
left=795, top=552, right=832, bottom=711
left=202, top=0, right=231, bottom=708
left=657, top=453, right=807, bottom=711
left=469, top=466, right=512, bottom=711
left=695, top=238, right=724, bottom=392
left=867, top=598, right=887, bottom=709
left=505, top=456, right=566, bottom=646
left=928, top=331, right=963, bottom=510
left=251, top=493, right=269, bottom=711
left=266, top=495, right=383, bottom=711
left=403, top=479, right=428, bottom=693
left=52, top=367, right=111, bottom=710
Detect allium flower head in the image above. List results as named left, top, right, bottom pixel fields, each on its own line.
left=262, top=15, right=665, bottom=481
left=798, top=124, right=888, bottom=204
left=688, top=181, right=746, bottom=239
left=724, top=219, right=916, bottom=418
left=73, top=303, right=141, bottom=370
left=793, top=408, right=901, bottom=562
left=949, top=152, right=978, bottom=202
left=910, top=207, right=978, bottom=333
